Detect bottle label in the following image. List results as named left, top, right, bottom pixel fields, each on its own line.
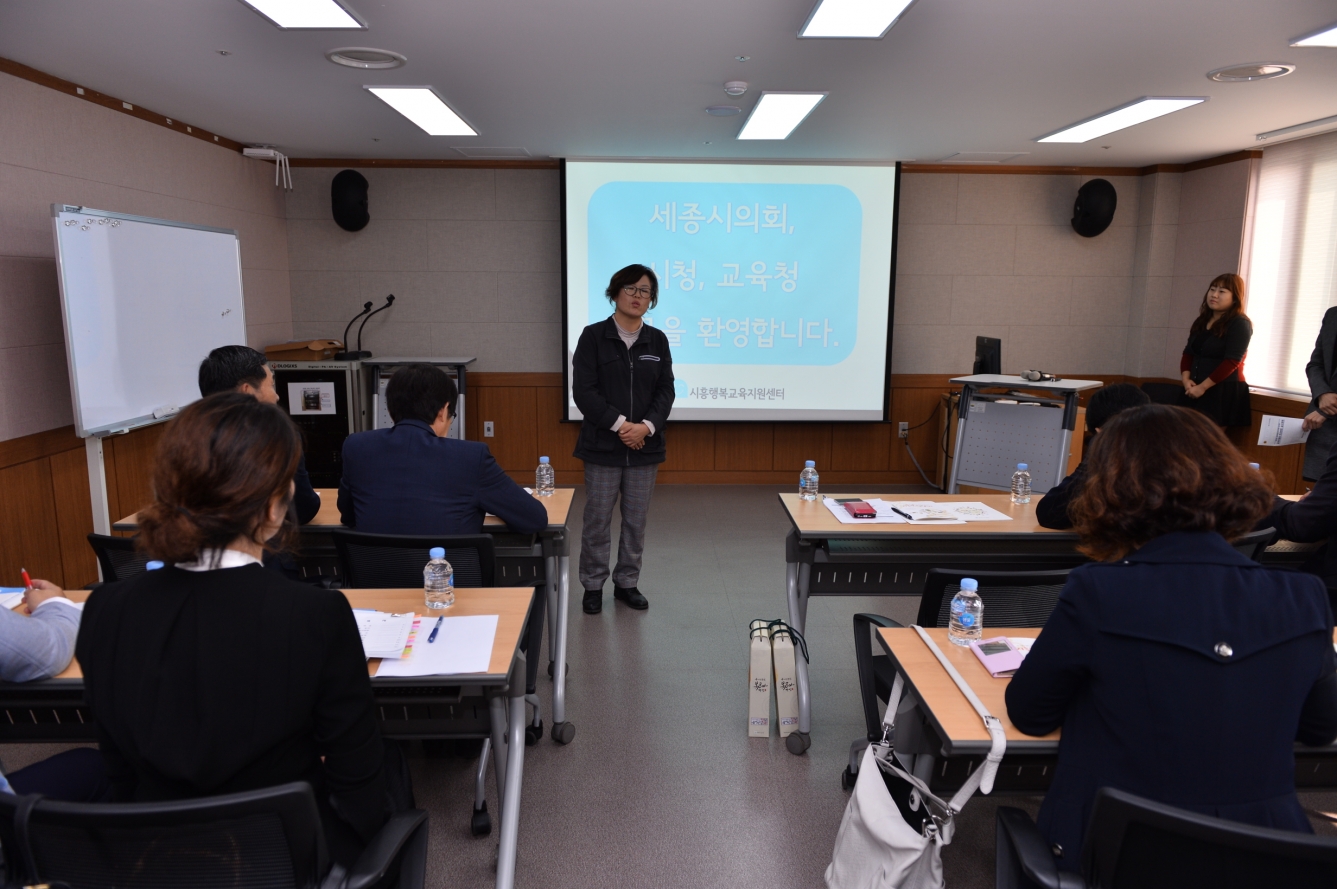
left=959, top=613, right=975, bottom=627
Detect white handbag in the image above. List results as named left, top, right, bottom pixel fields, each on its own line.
left=825, top=626, right=1007, bottom=889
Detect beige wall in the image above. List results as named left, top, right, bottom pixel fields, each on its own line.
left=285, top=167, right=561, bottom=371
left=0, top=70, right=292, bottom=442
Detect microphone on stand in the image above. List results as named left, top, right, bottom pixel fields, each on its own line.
left=334, top=302, right=373, bottom=360
left=351, top=295, right=395, bottom=359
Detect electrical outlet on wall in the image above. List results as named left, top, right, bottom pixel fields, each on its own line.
left=483, top=421, right=495, bottom=437
left=898, top=422, right=909, bottom=438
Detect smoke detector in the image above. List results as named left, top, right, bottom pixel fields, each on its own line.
left=724, top=81, right=748, bottom=96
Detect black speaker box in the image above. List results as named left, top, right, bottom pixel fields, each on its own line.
left=331, top=169, right=369, bottom=232
left=1071, top=178, right=1117, bottom=238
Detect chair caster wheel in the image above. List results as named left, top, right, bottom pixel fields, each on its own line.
left=785, top=731, right=811, bottom=755
left=841, top=766, right=857, bottom=790
left=470, top=803, right=492, bottom=837
left=525, top=719, right=544, bottom=746
left=551, top=721, right=576, bottom=744
left=547, top=661, right=569, bottom=679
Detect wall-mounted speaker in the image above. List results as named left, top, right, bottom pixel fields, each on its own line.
left=1071, top=178, right=1117, bottom=238
left=331, top=169, right=369, bottom=232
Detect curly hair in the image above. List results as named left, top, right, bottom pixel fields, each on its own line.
left=137, top=393, right=300, bottom=564
left=1070, top=404, right=1274, bottom=561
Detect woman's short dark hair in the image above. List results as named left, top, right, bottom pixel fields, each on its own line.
left=1085, top=383, right=1150, bottom=435
left=138, top=393, right=300, bottom=564
left=1071, top=404, right=1274, bottom=561
left=198, top=345, right=268, bottom=397
left=604, top=264, right=659, bottom=309
left=385, top=364, right=458, bottom=425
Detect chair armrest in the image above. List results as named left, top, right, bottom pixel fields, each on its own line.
left=338, top=809, right=429, bottom=889
left=996, top=806, right=1087, bottom=889
left=853, top=613, right=904, bottom=630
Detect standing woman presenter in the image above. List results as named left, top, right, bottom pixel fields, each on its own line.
left=1179, top=273, right=1253, bottom=427
left=573, top=264, right=675, bottom=614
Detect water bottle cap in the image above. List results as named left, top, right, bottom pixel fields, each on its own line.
left=429, top=547, right=445, bottom=559
left=804, top=460, right=815, bottom=468
left=1017, top=463, right=1028, bottom=471
left=539, top=456, right=550, bottom=464
left=1248, top=462, right=1259, bottom=470
left=960, top=578, right=978, bottom=592
left=145, top=560, right=164, bottom=571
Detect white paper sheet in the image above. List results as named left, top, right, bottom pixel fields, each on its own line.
left=822, top=497, right=907, bottom=524
left=287, top=381, right=337, bottom=416
left=354, top=611, right=416, bottom=659
left=883, top=501, right=967, bottom=524
left=0, top=591, right=26, bottom=610
left=375, top=614, right=499, bottom=677
left=928, top=501, right=1014, bottom=522
left=1258, top=414, right=1310, bottom=447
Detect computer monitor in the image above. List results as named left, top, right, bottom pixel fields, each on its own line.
left=973, top=336, right=1001, bottom=375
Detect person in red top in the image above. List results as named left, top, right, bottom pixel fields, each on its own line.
left=1179, top=273, right=1253, bottom=427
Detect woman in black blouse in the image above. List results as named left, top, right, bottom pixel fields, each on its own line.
left=1179, top=273, right=1253, bottom=427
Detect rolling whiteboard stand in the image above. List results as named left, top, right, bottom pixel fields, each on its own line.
left=362, top=358, right=475, bottom=437
left=946, top=374, right=1102, bottom=494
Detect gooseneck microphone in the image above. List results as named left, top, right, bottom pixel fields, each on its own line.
left=335, top=301, right=373, bottom=360
left=352, top=295, right=395, bottom=359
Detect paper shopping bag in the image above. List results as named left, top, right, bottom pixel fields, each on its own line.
left=770, top=623, right=800, bottom=738
left=748, top=619, right=773, bottom=737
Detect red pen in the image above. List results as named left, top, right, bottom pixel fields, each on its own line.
left=20, top=569, right=32, bottom=590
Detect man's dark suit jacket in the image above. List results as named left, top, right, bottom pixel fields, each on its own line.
left=338, top=419, right=548, bottom=535
left=1006, top=531, right=1337, bottom=868
left=1306, top=306, right=1337, bottom=414
left=1268, top=442, right=1337, bottom=593
left=1034, top=461, right=1087, bottom=530
left=76, top=565, right=390, bottom=866
left=294, top=454, right=321, bottom=524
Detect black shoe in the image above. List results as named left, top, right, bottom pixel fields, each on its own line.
left=582, top=590, right=603, bottom=614
left=613, top=586, right=648, bottom=610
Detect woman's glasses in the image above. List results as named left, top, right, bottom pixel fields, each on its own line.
left=621, top=285, right=653, bottom=297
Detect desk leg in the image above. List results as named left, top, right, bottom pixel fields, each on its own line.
left=489, top=694, right=508, bottom=803
left=550, top=554, right=575, bottom=744
left=496, top=657, right=527, bottom=889
left=786, top=561, right=813, bottom=755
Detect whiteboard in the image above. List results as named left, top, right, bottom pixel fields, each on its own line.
left=51, top=205, right=247, bottom=436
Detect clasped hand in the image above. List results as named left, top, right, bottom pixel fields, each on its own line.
left=1303, top=393, right=1337, bottom=430
left=618, top=422, right=649, bottom=450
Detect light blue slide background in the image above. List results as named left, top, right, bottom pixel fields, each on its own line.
left=587, top=182, right=862, bottom=365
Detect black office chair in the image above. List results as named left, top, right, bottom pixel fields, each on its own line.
left=843, top=568, right=1072, bottom=790
left=0, top=781, right=427, bottom=889
left=86, top=533, right=150, bottom=582
left=1232, top=526, right=1277, bottom=562
left=331, top=530, right=496, bottom=589
left=997, top=786, right=1337, bottom=888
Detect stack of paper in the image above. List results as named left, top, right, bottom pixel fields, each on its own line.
left=0, top=589, right=26, bottom=610
left=377, top=614, right=499, bottom=677
left=354, top=611, right=417, bottom=659
left=821, top=498, right=1015, bottom=525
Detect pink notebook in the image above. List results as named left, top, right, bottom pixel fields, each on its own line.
left=969, top=636, right=1027, bottom=678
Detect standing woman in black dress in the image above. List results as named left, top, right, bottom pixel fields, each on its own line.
left=1179, top=273, right=1253, bottom=427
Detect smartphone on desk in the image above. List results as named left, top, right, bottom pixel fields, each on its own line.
left=840, top=500, right=877, bottom=519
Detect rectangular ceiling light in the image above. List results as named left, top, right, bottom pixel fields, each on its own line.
left=239, top=0, right=363, bottom=28
left=738, top=92, right=827, bottom=140
left=1292, top=22, right=1337, bottom=46
left=800, top=0, right=916, bottom=38
left=1036, top=97, right=1206, bottom=143
left=366, top=87, right=477, bottom=136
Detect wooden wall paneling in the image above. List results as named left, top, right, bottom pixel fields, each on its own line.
left=829, top=424, right=893, bottom=472
left=103, top=423, right=167, bottom=527
left=773, top=424, right=832, bottom=472
left=0, top=425, right=83, bottom=471
left=0, top=459, right=66, bottom=587
left=660, top=424, right=716, bottom=471
left=475, top=387, right=538, bottom=471
left=889, top=388, right=948, bottom=473
left=49, top=447, right=98, bottom=587
left=534, top=386, right=580, bottom=471
left=714, top=424, right=774, bottom=470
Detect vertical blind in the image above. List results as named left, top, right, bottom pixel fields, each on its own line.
left=1246, top=129, right=1337, bottom=395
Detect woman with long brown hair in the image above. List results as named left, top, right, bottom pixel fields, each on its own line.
left=1179, top=273, right=1253, bottom=426
left=1006, top=404, right=1337, bottom=870
left=76, top=393, right=408, bottom=867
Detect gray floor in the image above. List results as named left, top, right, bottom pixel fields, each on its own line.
left=8, top=483, right=1337, bottom=887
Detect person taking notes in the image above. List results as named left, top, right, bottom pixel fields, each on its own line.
left=338, top=363, right=546, bottom=535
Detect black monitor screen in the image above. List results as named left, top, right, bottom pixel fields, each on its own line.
left=973, top=336, right=1001, bottom=375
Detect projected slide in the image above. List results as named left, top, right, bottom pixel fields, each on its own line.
left=564, top=161, right=897, bottom=421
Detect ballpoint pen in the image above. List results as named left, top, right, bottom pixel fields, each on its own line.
left=20, top=569, right=32, bottom=590
left=427, top=615, right=444, bottom=643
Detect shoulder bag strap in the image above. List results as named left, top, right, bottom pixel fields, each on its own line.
left=912, top=626, right=1007, bottom=812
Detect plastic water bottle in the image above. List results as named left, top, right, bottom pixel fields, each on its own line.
left=535, top=456, right=555, bottom=496
left=1011, top=463, right=1032, bottom=505
left=424, top=547, right=454, bottom=610
left=799, top=460, right=819, bottom=501
left=949, top=578, right=984, bottom=647
left=1248, top=462, right=1260, bottom=471
left=145, top=561, right=164, bottom=571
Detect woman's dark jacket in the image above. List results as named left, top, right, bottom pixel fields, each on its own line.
left=1179, top=315, right=1253, bottom=426
left=1006, top=531, right=1337, bottom=869
left=572, top=316, right=675, bottom=467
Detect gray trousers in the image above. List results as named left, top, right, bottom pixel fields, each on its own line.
left=579, top=462, right=659, bottom=591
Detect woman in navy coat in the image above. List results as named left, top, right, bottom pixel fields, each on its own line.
left=1006, top=404, right=1337, bottom=868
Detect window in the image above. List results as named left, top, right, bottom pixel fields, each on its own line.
left=1244, top=130, right=1337, bottom=395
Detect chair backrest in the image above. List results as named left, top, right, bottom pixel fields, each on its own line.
left=86, top=533, right=150, bottom=582
left=917, top=568, right=1071, bottom=628
left=1083, top=786, right=1337, bottom=888
left=0, top=781, right=329, bottom=889
left=1231, top=527, right=1277, bottom=562
left=332, top=530, right=496, bottom=589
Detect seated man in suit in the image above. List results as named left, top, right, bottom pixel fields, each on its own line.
left=1035, top=383, right=1149, bottom=530
left=339, top=363, right=547, bottom=535
left=1267, top=444, right=1337, bottom=615
left=198, top=345, right=321, bottom=524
